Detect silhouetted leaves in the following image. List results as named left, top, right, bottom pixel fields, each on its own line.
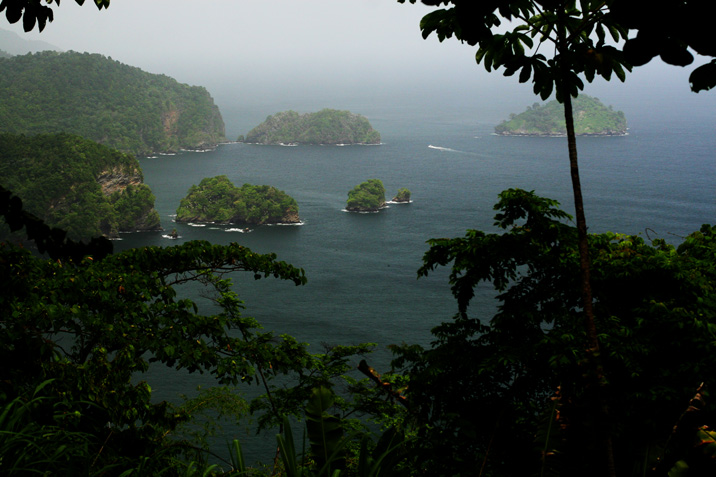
left=608, top=1, right=716, bottom=92
left=0, top=0, right=107, bottom=32
left=400, top=0, right=631, bottom=101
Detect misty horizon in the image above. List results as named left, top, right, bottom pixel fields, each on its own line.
left=1, top=1, right=714, bottom=139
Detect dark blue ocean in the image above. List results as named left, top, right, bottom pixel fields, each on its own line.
left=114, top=92, right=716, bottom=463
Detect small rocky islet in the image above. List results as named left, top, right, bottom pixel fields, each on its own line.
left=346, top=180, right=411, bottom=212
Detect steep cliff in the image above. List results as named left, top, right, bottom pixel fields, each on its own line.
left=0, top=133, right=160, bottom=240
left=245, top=109, right=380, bottom=145
left=0, top=51, right=226, bottom=155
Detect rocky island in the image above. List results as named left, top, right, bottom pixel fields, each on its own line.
left=244, top=109, right=381, bottom=145
left=495, top=95, right=627, bottom=136
left=176, top=176, right=300, bottom=225
left=346, top=179, right=387, bottom=212
left=392, top=188, right=411, bottom=203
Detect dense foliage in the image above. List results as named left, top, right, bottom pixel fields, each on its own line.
left=0, top=132, right=159, bottom=240
left=495, top=95, right=627, bottom=136
left=176, top=175, right=300, bottom=225
left=244, top=109, right=381, bottom=145
left=4, top=2, right=716, bottom=475
left=346, top=179, right=386, bottom=212
left=607, top=2, right=716, bottom=92
left=389, top=189, right=716, bottom=476
left=0, top=51, right=225, bottom=155
left=0, top=184, right=386, bottom=476
left=0, top=236, right=312, bottom=474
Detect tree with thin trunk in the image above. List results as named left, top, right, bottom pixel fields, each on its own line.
left=398, top=1, right=632, bottom=474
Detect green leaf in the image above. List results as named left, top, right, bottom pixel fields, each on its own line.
left=305, top=386, right=345, bottom=472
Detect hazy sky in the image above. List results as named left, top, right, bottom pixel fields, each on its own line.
left=4, top=1, right=489, bottom=97
left=3, top=0, right=714, bottom=133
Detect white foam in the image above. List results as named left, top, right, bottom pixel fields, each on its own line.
left=343, top=208, right=380, bottom=214
left=428, top=145, right=459, bottom=152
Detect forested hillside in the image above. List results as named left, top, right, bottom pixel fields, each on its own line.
left=495, top=95, right=627, bottom=136
left=0, top=51, right=226, bottom=155
left=244, top=109, right=381, bottom=145
left=0, top=133, right=160, bottom=240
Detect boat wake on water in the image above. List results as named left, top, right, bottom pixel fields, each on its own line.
left=428, top=144, right=460, bottom=152
left=428, top=144, right=485, bottom=157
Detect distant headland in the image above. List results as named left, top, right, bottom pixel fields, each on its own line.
left=242, top=109, right=381, bottom=145
left=495, top=95, right=627, bottom=137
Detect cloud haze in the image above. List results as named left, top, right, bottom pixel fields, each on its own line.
left=3, top=0, right=714, bottom=135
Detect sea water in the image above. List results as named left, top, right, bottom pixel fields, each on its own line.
left=113, top=95, right=716, bottom=465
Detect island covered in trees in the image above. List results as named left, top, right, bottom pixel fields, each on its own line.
left=176, top=175, right=300, bottom=225
left=495, top=95, right=627, bottom=136
left=392, top=188, right=411, bottom=203
left=243, top=109, right=381, bottom=145
left=0, top=133, right=161, bottom=240
left=346, top=179, right=386, bottom=212
left=0, top=51, right=226, bottom=155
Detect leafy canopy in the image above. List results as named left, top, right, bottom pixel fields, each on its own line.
left=0, top=51, right=226, bottom=155
left=392, top=189, right=716, bottom=475
left=607, top=1, right=716, bottom=92
left=0, top=133, right=160, bottom=240
left=176, top=175, right=299, bottom=225
left=346, top=179, right=386, bottom=212
left=399, top=0, right=631, bottom=101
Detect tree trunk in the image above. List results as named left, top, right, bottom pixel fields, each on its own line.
left=561, top=93, right=598, bottom=352
left=557, top=9, right=615, bottom=475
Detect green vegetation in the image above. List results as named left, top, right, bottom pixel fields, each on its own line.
left=392, top=188, right=411, bottom=202
left=245, top=109, right=381, bottom=145
left=176, top=175, right=300, bottom=225
left=0, top=187, right=386, bottom=475
left=404, top=8, right=632, bottom=473
left=495, top=95, right=627, bottom=136
left=0, top=133, right=160, bottom=240
left=387, top=189, right=716, bottom=475
left=5, top=186, right=716, bottom=475
left=3, top=1, right=716, bottom=475
left=346, top=179, right=386, bottom=212
left=0, top=51, right=226, bottom=155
